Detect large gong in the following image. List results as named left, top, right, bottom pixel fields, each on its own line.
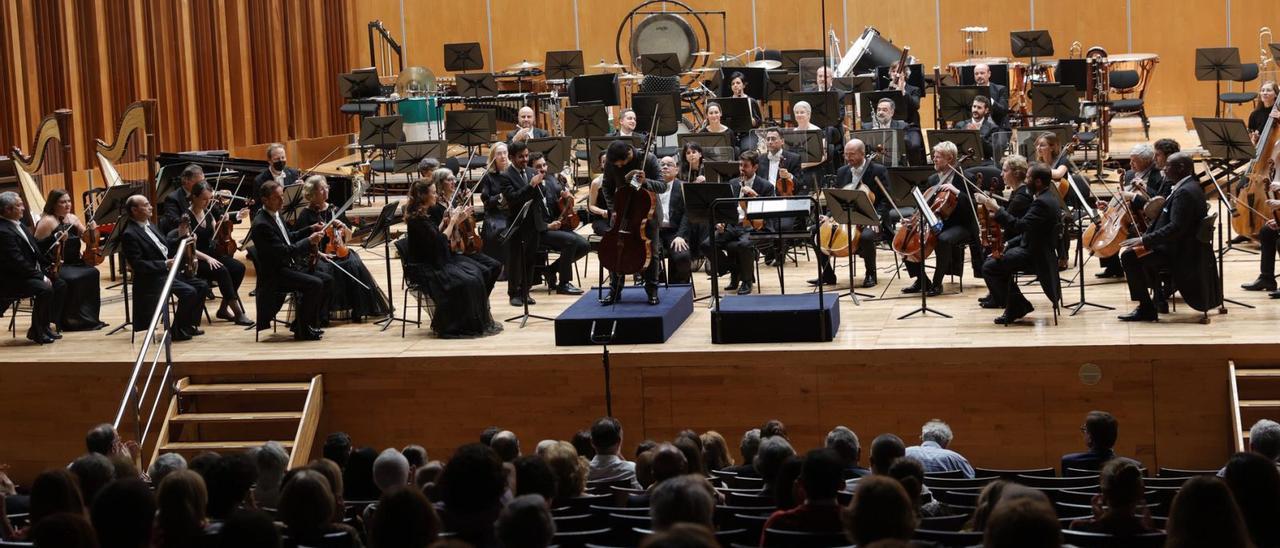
left=617, top=1, right=710, bottom=72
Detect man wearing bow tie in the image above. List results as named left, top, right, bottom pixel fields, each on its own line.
left=119, top=195, right=209, bottom=341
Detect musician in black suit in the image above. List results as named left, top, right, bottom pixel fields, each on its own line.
left=759, top=128, right=802, bottom=191
left=904, top=142, right=977, bottom=296
left=1097, top=144, right=1165, bottom=279
left=952, top=96, right=998, bottom=159
left=249, top=181, right=330, bottom=340
left=118, top=195, right=208, bottom=341
left=973, top=64, right=1010, bottom=128
left=974, top=164, right=1062, bottom=324
left=867, top=98, right=923, bottom=166
left=159, top=163, right=204, bottom=234
left=1117, top=153, right=1206, bottom=321
left=600, top=140, right=666, bottom=305
left=506, top=106, right=549, bottom=143
left=250, top=143, right=300, bottom=217
left=656, top=156, right=695, bottom=284
left=530, top=152, right=587, bottom=295
left=706, top=150, right=776, bottom=295
left=812, top=139, right=891, bottom=288
left=0, top=192, right=65, bottom=344
left=1149, top=138, right=1180, bottom=198
left=499, top=141, right=547, bottom=307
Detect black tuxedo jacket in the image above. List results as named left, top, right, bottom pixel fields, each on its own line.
left=249, top=210, right=315, bottom=282
left=722, top=175, right=776, bottom=237
left=995, top=187, right=1061, bottom=299
left=1141, top=177, right=1207, bottom=260
left=663, top=179, right=686, bottom=234
left=987, top=83, right=1010, bottom=126
left=601, top=149, right=664, bottom=220
left=251, top=168, right=301, bottom=215
left=505, top=127, right=549, bottom=143
left=501, top=164, right=548, bottom=235
left=120, top=221, right=179, bottom=280
left=832, top=162, right=892, bottom=219
left=158, top=187, right=190, bottom=234
left=758, top=150, right=802, bottom=185
left=0, top=219, right=49, bottom=282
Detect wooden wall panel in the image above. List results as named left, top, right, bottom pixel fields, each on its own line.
left=1035, top=0, right=1128, bottom=61
left=1132, top=0, right=1227, bottom=120
left=1230, top=0, right=1279, bottom=98
left=938, top=2, right=1031, bottom=63
left=490, top=0, right=577, bottom=72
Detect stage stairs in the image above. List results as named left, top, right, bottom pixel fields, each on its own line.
left=149, top=375, right=324, bottom=468
left=1230, top=362, right=1280, bottom=452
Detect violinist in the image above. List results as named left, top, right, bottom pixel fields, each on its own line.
left=425, top=168, right=500, bottom=281
left=297, top=175, right=388, bottom=323
left=727, top=72, right=764, bottom=153
left=760, top=128, right=801, bottom=190
left=972, top=155, right=1032, bottom=307
left=531, top=152, right=587, bottom=295
left=1096, top=144, right=1163, bottom=279
left=1116, top=153, right=1206, bottom=322
left=953, top=96, right=997, bottom=159
left=250, top=181, right=329, bottom=341
left=182, top=181, right=253, bottom=326
left=1033, top=132, right=1088, bottom=269
left=251, top=143, right=300, bottom=217
left=973, top=164, right=1062, bottom=324
left=34, top=189, right=104, bottom=331
left=705, top=150, right=775, bottom=296
left=479, top=143, right=512, bottom=266
left=119, top=195, right=208, bottom=341
left=903, top=141, right=975, bottom=296
left=601, top=139, right=666, bottom=305
left=1248, top=81, right=1279, bottom=142
left=656, top=156, right=695, bottom=284
left=0, top=192, right=65, bottom=344
left=811, top=139, right=890, bottom=288
left=159, top=164, right=204, bottom=234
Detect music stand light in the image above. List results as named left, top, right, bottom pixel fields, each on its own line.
left=443, top=42, right=484, bottom=72
left=936, top=85, right=987, bottom=123
left=545, top=50, right=584, bottom=81
left=927, top=129, right=985, bottom=166
left=1194, top=48, right=1243, bottom=118
left=787, top=91, right=840, bottom=128
left=526, top=137, right=572, bottom=172
left=446, top=110, right=495, bottom=147
left=456, top=73, right=499, bottom=99
left=639, top=53, right=682, bottom=77
left=394, top=141, right=446, bottom=175
left=1029, top=85, right=1080, bottom=121
left=632, top=92, right=681, bottom=136
left=564, top=105, right=610, bottom=138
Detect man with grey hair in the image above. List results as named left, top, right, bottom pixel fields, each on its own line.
left=147, top=452, right=187, bottom=486
left=118, top=194, right=208, bottom=340
left=1219, top=419, right=1280, bottom=476
left=249, top=441, right=289, bottom=507
left=905, top=419, right=975, bottom=478
left=826, top=426, right=870, bottom=478
left=657, top=155, right=694, bottom=284
left=722, top=428, right=761, bottom=477
left=490, top=430, right=521, bottom=462
left=372, top=447, right=411, bottom=493
left=0, top=191, right=64, bottom=344
left=753, top=436, right=796, bottom=497
left=1098, top=143, right=1165, bottom=279
left=649, top=474, right=717, bottom=531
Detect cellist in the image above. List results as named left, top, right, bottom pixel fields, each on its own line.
left=902, top=141, right=975, bottom=297
left=600, top=139, right=665, bottom=305
left=973, top=164, right=1062, bottom=324
left=811, top=139, right=889, bottom=289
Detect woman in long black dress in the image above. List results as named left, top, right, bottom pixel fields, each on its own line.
left=404, top=175, right=502, bottom=338
left=34, top=189, right=105, bottom=331
left=297, top=175, right=389, bottom=323
left=184, top=181, right=253, bottom=325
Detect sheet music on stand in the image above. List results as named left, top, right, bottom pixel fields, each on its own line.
left=746, top=198, right=812, bottom=218
left=1067, top=175, right=1095, bottom=219
left=912, top=187, right=941, bottom=229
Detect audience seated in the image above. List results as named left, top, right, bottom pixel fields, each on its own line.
left=147, top=453, right=187, bottom=489
left=436, top=443, right=506, bottom=547
left=323, top=432, right=354, bottom=470
left=753, top=436, right=795, bottom=502
left=85, top=423, right=133, bottom=461
left=345, top=447, right=381, bottom=501
left=369, top=485, right=440, bottom=548
left=1222, top=451, right=1280, bottom=548
left=306, top=459, right=348, bottom=523
left=1222, top=419, right=1280, bottom=476
left=571, top=430, right=596, bottom=461
left=869, top=434, right=906, bottom=476
left=414, top=461, right=443, bottom=491
left=721, top=428, right=761, bottom=477
left=512, top=455, right=556, bottom=502
left=1165, top=475, right=1252, bottom=548
left=587, top=417, right=637, bottom=482
left=1060, top=410, right=1142, bottom=473
left=249, top=442, right=289, bottom=509
left=887, top=457, right=950, bottom=518
left=202, top=453, right=257, bottom=523
left=905, top=419, right=976, bottom=478
left=673, top=437, right=707, bottom=478
left=1068, top=459, right=1158, bottom=536
left=69, top=452, right=115, bottom=506
left=401, top=445, right=428, bottom=479
left=964, top=479, right=1011, bottom=532
left=763, top=448, right=845, bottom=537
left=155, top=470, right=209, bottom=548
left=983, top=489, right=1062, bottom=548
left=634, top=448, right=658, bottom=490
left=277, top=469, right=360, bottom=547
left=772, top=455, right=804, bottom=510
left=480, top=426, right=504, bottom=447
left=698, top=431, right=733, bottom=472
left=843, top=475, right=917, bottom=545
left=639, top=522, right=718, bottom=548
left=91, top=478, right=154, bottom=548
left=649, top=475, right=716, bottom=532
left=29, top=512, right=98, bottom=548
left=543, top=441, right=587, bottom=506
left=826, top=426, right=870, bottom=478
left=218, top=509, right=283, bottom=548
left=490, top=431, right=521, bottom=463
left=496, top=494, right=554, bottom=548
left=761, top=420, right=788, bottom=440
left=373, top=448, right=411, bottom=494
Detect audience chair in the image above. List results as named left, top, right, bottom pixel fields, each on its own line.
left=1016, top=474, right=1100, bottom=489
left=1062, top=529, right=1166, bottom=548
left=554, top=513, right=604, bottom=533
left=918, top=513, right=970, bottom=532
left=912, top=529, right=984, bottom=547
left=761, top=528, right=851, bottom=548
left=922, top=475, right=998, bottom=490
left=552, top=528, right=614, bottom=548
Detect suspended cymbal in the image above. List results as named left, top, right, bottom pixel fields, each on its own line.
left=692, top=51, right=715, bottom=57
left=690, top=67, right=721, bottom=73
left=590, top=60, right=625, bottom=69
left=747, top=59, right=782, bottom=70
left=960, top=26, right=989, bottom=33
left=507, top=59, right=543, bottom=71
left=618, top=73, right=644, bottom=81
left=395, top=66, right=436, bottom=96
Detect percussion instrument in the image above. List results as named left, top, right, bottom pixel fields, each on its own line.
left=628, top=12, right=701, bottom=71
left=835, top=27, right=903, bottom=77
left=747, top=59, right=782, bottom=70
left=395, top=66, right=437, bottom=96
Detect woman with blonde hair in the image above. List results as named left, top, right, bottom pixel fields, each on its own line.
left=479, top=142, right=512, bottom=263
left=700, top=431, right=734, bottom=472
left=296, top=174, right=388, bottom=323
left=542, top=441, right=588, bottom=506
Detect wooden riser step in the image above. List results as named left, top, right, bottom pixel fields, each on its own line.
left=180, top=382, right=311, bottom=395
left=159, top=440, right=295, bottom=453
left=169, top=412, right=303, bottom=424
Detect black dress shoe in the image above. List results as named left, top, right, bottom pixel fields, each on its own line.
left=1230, top=235, right=1251, bottom=244
left=1118, top=306, right=1158, bottom=322
left=646, top=287, right=660, bottom=305
left=1242, top=276, right=1278, bottom=291
left=725, top=281, right=740, bottom=292
left=294, top=329, right=322, bottom=341
left=232, top=315, right=255, bottom=327
left=807, top=274, right=838, bottom=286
left=902, top=279, right=924, bottom=294
left=171, top=330, right=193, bottom=342
left=1095, top=269, right=1124, bottom=279
left=926, top=286, right=943, bottom=297
left=977, top=294, right=992, bottom=304
left=48, top=331, right=63, bottom=340
left=995, top=302, right=1035, bottom=324
left=556, top=283, right=584, bottom=295
left=509, top=297, right=525, bottom=307
left=737, top=282, right=753, bottom=295
left=1155, top=300, right=1170, bottom=315
left=1270, top=289, right=1280, bottom=299
left=598, top=291, right=621, bottom=305
left=861, top=274, right=877, bottom=288
left=525, top=296, right=536, bottom=305
left=189, top=327, right=205, bottom=336
left=980, top=300, right=1004, bottom=309
left=26, top=330, right=54, bottom=345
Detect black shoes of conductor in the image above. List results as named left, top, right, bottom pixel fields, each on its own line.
left=1242, top=276, right=1278, bottom=292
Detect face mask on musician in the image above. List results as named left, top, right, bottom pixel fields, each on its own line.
left=272, top=160, right=287, bottom=172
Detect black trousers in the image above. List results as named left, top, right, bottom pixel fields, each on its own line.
left=1, top=276, right=65, bottom=338
left=541, top=229, right=589, bottom=286
left=705, top=229, right=757, bottom=284
left=1099, top=254, right=1122, bottom=273
left=507, top=229, right=541, bottom=298
left=982, top=247, right=1034, bottom=311
left=276, top=268, right=333, bottom=330
left=135, top=273, right=207, bottom=333
left=196, top=254, right=246, bottom=302
left=1120, top=247, right=1170, bottom=308
left=609, top=223, right=663, bottom=292
left=815, top=226, right=878, bottom=278
left=659, top=226, right=693, bottom=284
left=905, top=226, right=972, bottom=285
left=1258, top=224, right=1278, bottom=276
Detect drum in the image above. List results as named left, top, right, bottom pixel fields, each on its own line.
left=629, top=13, right=700, bottom=72
left=400, top=97, right=428, bottom=124
left=835, top=27, right=903, bottom=77
left=1105, top=53, right=1160, bottom=96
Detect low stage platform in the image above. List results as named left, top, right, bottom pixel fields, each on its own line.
left=0, top=117, right=1267, bottom=484
left=555, top=285, right=694, bottom=346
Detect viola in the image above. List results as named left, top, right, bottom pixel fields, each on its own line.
left=324, top=216, right=351, bottom=259
left=447, top=182, right=484, bottom=255
left=555, top=166, right=581, bottom=231
left=976, top=202, right=1004, bottom=259
left=214, top=217, right=237, bottom=257
left=775, top=171, right=796, bottom=196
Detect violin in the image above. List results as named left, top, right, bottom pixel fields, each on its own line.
left=79, top=198, right=104, bottom=266
left=178, top=215, right=198, bottom=276
left=447, top=181, right=484, bottom=255
left=976, top=201, right=1004, bottom=259
left=775, top=168, right=796, bottom=196
left=739, top=181, right=765, bottom=230
left=47, top=224, right=69, bottom=279
left=555, top=165, right=581, bottom=231
left=1050, top=138, right=1080, bottom=200
left=323, top=207, right=351, bottom=260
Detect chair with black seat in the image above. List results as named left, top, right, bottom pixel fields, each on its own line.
left=930, top=488, right=981, bottom=507
left=586, top=474, right=637, bottom=495
left=281, top=528, right=358, bottom=548
left=922, top=475, right=998, bottom=490
left=393, top=238, right=434, bottom=338
left=761, top=528, right=850, bottom=547
left=726, top=490, right=773, bottom=506
left=1156, top=467, right=1216, bottom=478
left=974, top=467, right=1055, bottom=480
left=1016, top=474, right=1099, bottom=489
left=726, top=473, right=766, bottom=490
left=552, top=528, right=614, bottom=548
left=0, top=541, right=33, bottom=548
left=1108, top=70, right=1150, bottom=138
left=565, top=493, right=613, bottom=514
left=923, top=469, right=968, bottom=480
left=918, top=513, right=970, bottom=532
left=554, top=513, right=604, bottom=533
left=729, top=513, right=770, bottom=543
left=713, top=504, right=776, bottom=528
left=3, top=297, right=33, bottom=338
left=1220, top=63, right=1261, bottom=115
left=714, top=528, right=753, bottom=547
left=912, top=529, right=984, bottom=547
left=607, top=512, right=652, bottom=537
left=254, top=289, right=301, bottom=342
left=1062, top=529, right=1166, bottom=548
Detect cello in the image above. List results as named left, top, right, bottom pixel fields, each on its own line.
left=892, top=183, right=958, bottom=262
left=1233, top=98, right=1280, bottom=240
left=599, top=108, right=662, bottom=275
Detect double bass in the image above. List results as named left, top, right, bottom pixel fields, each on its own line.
left=1232, top=98, right=1280, bottom=240
left=599, top=109, right=662, bottom=275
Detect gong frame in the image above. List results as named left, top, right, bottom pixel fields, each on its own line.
left=615, top=0, right=724, bottom=73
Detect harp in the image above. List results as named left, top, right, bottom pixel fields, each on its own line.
left=10, top=109, right=73, bottom=227
left=93, top=99, right=158, bottom=220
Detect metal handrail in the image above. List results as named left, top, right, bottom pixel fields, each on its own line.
left=112, top=237, right=191, bottom=457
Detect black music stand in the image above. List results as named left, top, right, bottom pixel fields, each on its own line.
left=937, top=85, right=987, bottom=124
left=878, top=167, right=934, bottom=295
left=456, top=73, right=498, bottom=99
left=364, top=202, right=419, bottom=333
left=360, top=115, right=405, bottom=204
left=501, top=200, right=555, bottom=328
left=585, top=136, right=641, bottom=177
left=782, top=49, right=823, bottom=72
left=526, top=137, right=572, bottom=173
left=443, top=42, right=484, bottom=72
left=851, top=129, right=904, bottom=166
left=1193, top=117, right=1257, bottom=312
left=639, top=53, right=682, bottom=77
left=927, top=129, right=985, bottom=166
left=678, top=132, right=734, bottom=153
left=565, top=105, right=609, bottom=138
left=545, top=50, right=585, bottom=81
left=446, top=110, right=495, bottom=147
left=1030, top=85, right=1080, bottom=122
left=782, top=129, right=824, bottom=164
left=682, top=183, right=736, bottom=303
left=568, top=74, right=620, bottom=106
left=834, top=76, right=875, bottom=94
left=788, top=91, right=840, bottom=128
left=767, top=72, right=800, bottom=117
left=705, top=97, right=751, bottom=134
left=98, top=187, right=139, bottom=336
left=632, top=92, right=681, bottom=136
left=339, top=69, right=381, bottom=101
left=394, top=141, right=446, bottom=176
left=1061, top=173, right=1112, bottom=315
left=822, top=188, right=878, bottom=303
left=898, top=187, right=950, bottom=320
left=857, top=90, right=907, bottom=124
left=703, top=162, right=740, bottom=182
left=1011, top=30, right=1054, bottom=59
left=718, top=67, right=768, bottom=100
left=281, top=183, right=308, bottom=224
left=1194, top=48, right=1243, bottom=118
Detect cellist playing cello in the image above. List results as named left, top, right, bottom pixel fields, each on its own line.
left=600, top=140, right=665, bottom=305
left=811, top=139, right=890, bottom=289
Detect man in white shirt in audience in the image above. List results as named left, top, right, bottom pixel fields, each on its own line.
left=587, top=417, right=640, bottom=488
left=905, top=419, right=976, bottom=478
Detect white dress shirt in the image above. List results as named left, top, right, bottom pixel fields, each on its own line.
left=135, top=220, right=169, bottom=256
left=7, top=218, right=34, bottom=252
left=766, top=150, right=782, bottom=183
left=658, top=182, right=674, bottom=228
left=271, top=211, right=291, bottom=245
